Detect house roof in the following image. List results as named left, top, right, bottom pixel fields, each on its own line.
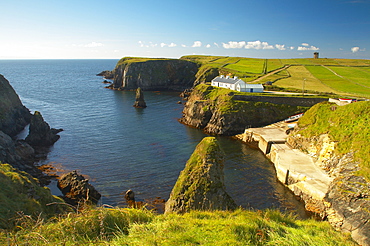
left=245, top=84, right=264, bottom=89
left=212, top=76, right=243, bottom=84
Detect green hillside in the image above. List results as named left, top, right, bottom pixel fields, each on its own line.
left=180, top=55, right=370, bottom=98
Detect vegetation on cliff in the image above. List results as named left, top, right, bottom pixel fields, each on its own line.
left=165, top=137, right=237, bottom=213
left=180, top=84, right=309, bottom=135
left=294, top=101, right=370, bottom=180
left=0, top=163, right=67, bottom=229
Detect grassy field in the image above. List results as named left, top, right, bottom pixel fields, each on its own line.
left=274, top=66, right=338, bottom=93
left=1, top=206, right=355, bottom=245
left=181, top=55, right=370, bottom=98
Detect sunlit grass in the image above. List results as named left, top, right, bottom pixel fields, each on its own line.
left=274, top=66, right=337, bottom=93
left=1, top=207, right=355, bottom=246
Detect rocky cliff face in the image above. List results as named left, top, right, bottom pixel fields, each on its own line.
left=165, top=137, right=237, bottom=213
left=0, top=75, right=61, bottom=183
left=0, top=75, right=31, bottom=137
left=179, top=84, right=308, bottom=136
left=111, top=58, right=198, bottom=91
left=287, top=102, right=370, bottom=246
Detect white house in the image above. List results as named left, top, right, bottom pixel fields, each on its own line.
left=211, top=75, right=264, bottom=93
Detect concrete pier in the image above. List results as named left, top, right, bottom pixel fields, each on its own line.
left=239, top=123, right=332, bottom=216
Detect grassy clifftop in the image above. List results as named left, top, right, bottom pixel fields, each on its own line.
left=295, top=101, right=370, bottom=180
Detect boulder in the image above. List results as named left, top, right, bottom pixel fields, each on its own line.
left=57, top=170, right=101, bottom=205
left=133, top=87, right=147, bottom=108
left=165, top=137, right=237, bottom=213
left=25, top=111, right=61, bottom=147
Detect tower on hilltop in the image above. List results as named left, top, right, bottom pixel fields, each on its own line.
left=314, top=52, right=319, bottom=59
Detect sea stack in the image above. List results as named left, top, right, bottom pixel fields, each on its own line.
left=165, top=137, right=237, bottom=213
left=133, top=87, right=147, bottom=108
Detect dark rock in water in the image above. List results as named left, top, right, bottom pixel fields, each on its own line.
left=25, top=111, right=61, bottom=147
left=57, top=170, right=101, bottom=205
left=133, top=87, right=147, bottom=108
left=96, top=70, right=114, bottom=79
left=124, top=189, right=136, bottom=208
left=165, top=137, right=237, bottom=213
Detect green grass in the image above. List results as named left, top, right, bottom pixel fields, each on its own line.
left=297, top=101, right=370, bottom=180
left=116, top=57, right=174, bottom=67
left=267, top=59, right=284, bottom=72
left=224, top=58, right=265, bottom=74
left=0, top=163, right=68, bottom=229
left=274, top=66, right=337, bottom=93
left=0, top=207, right=355, bottom=245
left=305, top=65, right=370, bottom=97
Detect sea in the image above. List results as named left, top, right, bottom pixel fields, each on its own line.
left=0, top=59, right=306, bottom=216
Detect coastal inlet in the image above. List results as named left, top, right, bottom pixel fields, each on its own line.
left=0, top=59, right=305, bottom=216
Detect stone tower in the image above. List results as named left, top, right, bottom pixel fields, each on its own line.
left=314, top=52, right=319, bottom=59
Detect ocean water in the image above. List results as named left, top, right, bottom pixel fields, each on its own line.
left=0, top=59, right=306, bottom=215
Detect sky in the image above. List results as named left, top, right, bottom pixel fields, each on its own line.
left=0, top=0, right=369, bottom=59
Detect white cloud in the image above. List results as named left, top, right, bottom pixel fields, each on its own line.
left=214, top=42, right=219, bottom=48
left=192, top=41, right=202, bottom=47
left=160, top=43, right=167, bottom=48
left=290, top=46, right=295, bottom=50
left=245, top=40, right=274, bottom=50
left=351, top=46, right=360, bottom=53
left=297, top=45, right=319, bottom=51
left=222, top=41, right=246, bottom=49
left=206, top=44, right=211, bottom=48
left=301, top=43, right=309, bottom=46
left=84, top=42, right=104, bottom=48
left=275, top=44, right=286, bottom=50
left=168, top=43, right=177, bottom=47
left=181, top=44, right=187, bottom=47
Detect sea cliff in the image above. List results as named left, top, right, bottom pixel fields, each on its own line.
left=0, top=75, right=61, bottom=182
left=179, top=84, right=313, bottom=135
left=110, top=57, right=198, bottom=91
left=287, top=101, right=370, bottom=245
left=0, top=74, right=31, bottom=137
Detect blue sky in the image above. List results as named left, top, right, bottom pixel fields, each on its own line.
left=1, top=0, right=369, bottom=59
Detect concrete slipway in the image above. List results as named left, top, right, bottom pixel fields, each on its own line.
left=236, top=123, right=332, bottom=215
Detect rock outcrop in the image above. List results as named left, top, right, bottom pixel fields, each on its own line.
left=111, top=58, right=198, bottom=91
left=133, top=87, right=147, bottom=108
left=57, top=170, right=101, bottom=206
left=165, top=137, right=237, bottom=213
left=287, top=101, right=370, bottom=246
left=179, top=84, right=309, bottom=135
left=25, top=111, right=61, bottom=147
left=0, top=75, right=61, bottom=183
left=0, top=75, right=31, bottom=137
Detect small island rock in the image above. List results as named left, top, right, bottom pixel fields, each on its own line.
left=165, top=137, right=237, bottom=213
left=25, top=111, right=61, bottom=147
left=133, top=87, right=147, bottom=108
